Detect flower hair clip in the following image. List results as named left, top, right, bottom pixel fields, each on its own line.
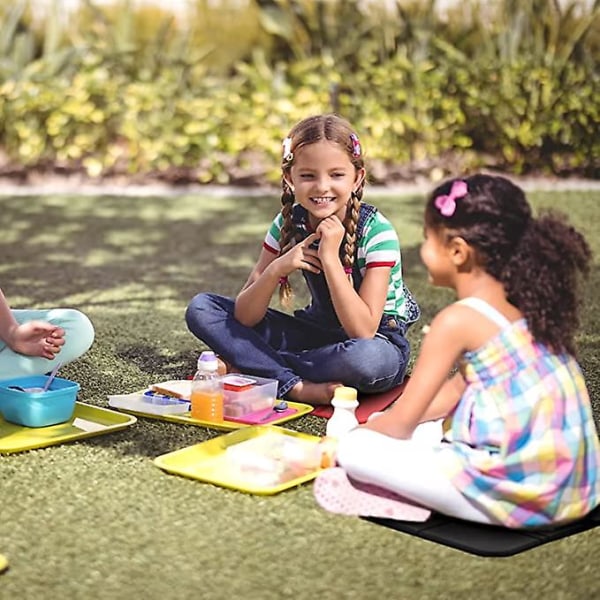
left=282, top=137, right=293, bottom=162
left=350, top=134, right=361, bottom=157
left=434, top=180, right=468, bottom=217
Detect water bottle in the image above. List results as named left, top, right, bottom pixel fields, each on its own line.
left=326, top=386, right=359, bottom=438
left=190, top=351, right=224, bottom=422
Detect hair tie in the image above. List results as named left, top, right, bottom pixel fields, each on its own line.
left=282, top=137, right=293, bottom=162
left=344, top=267, right=353, bottom=275
left=278, top=276, right=289, bottom=285
left=434, top=181, right=468, bottom=217
left=350, top=134, right=361, bottom=157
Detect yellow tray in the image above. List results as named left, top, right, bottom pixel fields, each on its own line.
left=108, top=397, right=313, bottom=431
left=154, top=425, right=325, bottom=495
left=0, top=402, right=137, bottom=454
left=0, top=553, right=8, bottom=574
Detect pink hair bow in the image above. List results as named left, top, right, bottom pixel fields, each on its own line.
left=434, top=180, right=468, bottom=217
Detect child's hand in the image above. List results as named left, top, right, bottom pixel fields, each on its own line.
left=315, top=216, right=345, bottom=259
left=278, top=233, right=322, bottom=276
left=9, top=321, right=65, bottom=359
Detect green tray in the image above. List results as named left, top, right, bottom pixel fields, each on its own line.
left=0, top=402, right=137, bottom=454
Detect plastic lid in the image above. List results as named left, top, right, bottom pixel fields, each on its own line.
left=333, top=386, right=358, bottom=402
left=198, top=351, right=219, bottom=371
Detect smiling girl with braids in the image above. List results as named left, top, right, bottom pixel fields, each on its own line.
left=186, top=114, right=419, bottom=405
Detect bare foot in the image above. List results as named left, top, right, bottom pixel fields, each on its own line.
left=287, top=380, right=343, bottom=405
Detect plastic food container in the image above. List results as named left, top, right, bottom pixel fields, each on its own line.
left=222, top=375, right=278, bottom=417
left=107, top=390, right=191, bottom=416
left=0, top=375, right=80, bottom=427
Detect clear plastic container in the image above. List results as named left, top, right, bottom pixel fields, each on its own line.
left=222, top=374, right=277, bottom=417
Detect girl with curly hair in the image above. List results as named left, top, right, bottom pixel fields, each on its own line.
left=318, top=174, right=600, bottom=527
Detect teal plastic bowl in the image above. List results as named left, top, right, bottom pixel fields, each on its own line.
left=0, top=375, right=80, bottom=427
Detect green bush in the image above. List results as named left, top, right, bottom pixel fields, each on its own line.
left=0, top=0, right=598, bottom=183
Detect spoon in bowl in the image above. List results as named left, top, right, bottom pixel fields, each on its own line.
left=7, top=362, right=62, bottom=393
left=42, top=362, right=63, bottom=392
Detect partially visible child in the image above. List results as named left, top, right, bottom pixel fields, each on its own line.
left=0, top=287, right=94, bottom=379
left=320, top=174, right=600, bottom=527
left=186, top=114, right=419, bottom=405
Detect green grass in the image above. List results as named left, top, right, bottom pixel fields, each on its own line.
left=0, top=190, right=599, bottom=600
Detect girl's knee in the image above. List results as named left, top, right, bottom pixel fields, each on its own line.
left=48, top=308, right=95, bottom=349
left=53, top=309, right=95, bottom=359
left=341, top=339, right=406, bottom=390
left=185, top=293, right=214, bottom=324
left=340, top=339, right=381, bottom=370
left=72, top=310, right=95, bottom=352
left=187, top=292, right=209, bottom=312
left=185, top=293, right=234, bottom=335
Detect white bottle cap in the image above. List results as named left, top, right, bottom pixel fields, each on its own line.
left=333, top=386, right=358, bottom=402
left=331, top=386, right=359, bottom=409
left=198, top=350, right=218, bottom=371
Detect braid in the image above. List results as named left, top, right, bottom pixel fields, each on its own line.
left=278, top=182, right=296, bottom=307
left=353, top=176, right=366, bottom=201
left=342, top=192, right=361, bottom=280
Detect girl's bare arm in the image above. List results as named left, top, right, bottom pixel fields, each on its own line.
left=233, top=249, right=282, bottom=326
left=362, top=305, right=468, bottom=438
left=418, top=371, right=466, bottom=422
left=234, top=233, right=321, bottom=326
left=324, top=262, right=390, bottom=338
left=0, top=288, right=19, bottom=344
left=316, top=216, right=389, bottom=338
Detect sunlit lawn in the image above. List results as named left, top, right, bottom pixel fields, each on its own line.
left=0, top=189, right=598, bottom=600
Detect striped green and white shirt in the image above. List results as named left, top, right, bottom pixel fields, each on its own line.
left=263, top=203, right=415, bottom=322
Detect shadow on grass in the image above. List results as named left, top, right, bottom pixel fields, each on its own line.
left=0, top=194, right=283, bottom=306
left=2, top=190, right=599, bottom=441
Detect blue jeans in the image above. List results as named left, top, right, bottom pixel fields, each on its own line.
left=185, top=293, right=410, bottom=399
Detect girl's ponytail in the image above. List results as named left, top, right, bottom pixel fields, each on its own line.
left=502, top=212, right=591, bottom=356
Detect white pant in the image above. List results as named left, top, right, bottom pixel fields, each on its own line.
left=336, top=421, right=496, bottom=524
left=0, top=309, right=95, bottom=379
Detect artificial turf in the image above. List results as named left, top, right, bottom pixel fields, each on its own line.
left=0, top=189, right=598, bottom=600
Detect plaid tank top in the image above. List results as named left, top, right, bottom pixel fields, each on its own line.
left=438, top=298, right=600, bottom=527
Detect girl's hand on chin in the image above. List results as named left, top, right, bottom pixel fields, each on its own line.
left=316, top=216, right=345, bottom=254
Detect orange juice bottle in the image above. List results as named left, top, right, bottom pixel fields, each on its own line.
left=190, top=351, right=224, bottom=422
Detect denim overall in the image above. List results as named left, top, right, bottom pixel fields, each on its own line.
left=185, top=203, right=420, bottom=398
